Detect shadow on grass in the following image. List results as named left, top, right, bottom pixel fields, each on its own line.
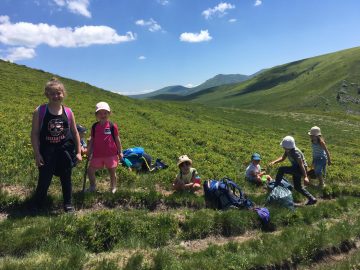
left=3, top=196, right=63, bottom=219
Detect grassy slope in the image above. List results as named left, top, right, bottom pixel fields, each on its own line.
left=188, top=46, right=360, bottom=116
left=0, top=56, right=360, bottom=269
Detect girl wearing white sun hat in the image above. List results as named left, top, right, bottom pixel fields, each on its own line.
left=308, top=126, right=331, bottom=188
left=269, top=136, right=317, bottom=206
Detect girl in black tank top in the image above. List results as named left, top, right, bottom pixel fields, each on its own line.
left=31, top=78, right=81, bottom=212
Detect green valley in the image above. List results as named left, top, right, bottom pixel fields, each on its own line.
left=0, top=46, right=360, bottom=269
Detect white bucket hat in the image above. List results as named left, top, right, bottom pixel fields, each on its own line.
left=280, top=136, right=296, bottom=149
left=308, top=126, right=321, bottom=136
left=177, top=155, right=192, bottom=167
left=95, top=101, right=111, bottom=113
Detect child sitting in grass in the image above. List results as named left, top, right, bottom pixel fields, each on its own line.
left=173, top=155, right=201, bottom=191
left=245, top=153, right=272, bottom=185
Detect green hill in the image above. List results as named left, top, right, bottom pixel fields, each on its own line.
left=130, top=73, right=250, bottom=99
left=1, top=57, right=360, bottom=269
left=177, top=47, right=360, bottom=116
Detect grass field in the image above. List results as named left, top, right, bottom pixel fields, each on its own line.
left=1, top=47, right=360, bottom=269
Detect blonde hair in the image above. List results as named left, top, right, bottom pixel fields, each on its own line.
left=44, top=77, right=67, bottom=96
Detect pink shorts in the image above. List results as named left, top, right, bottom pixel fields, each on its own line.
left=90, top=155, right=118, bottom=169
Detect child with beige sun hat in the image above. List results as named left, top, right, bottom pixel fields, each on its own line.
left=173, top=155, right=201, bottom=191
left=308, top=126, right=331, bottom=188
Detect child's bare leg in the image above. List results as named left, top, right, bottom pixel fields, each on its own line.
left=108, top=167, right=117, bottom=193
left=87, top=166, right=97, bottom=191
left=173, top=182, right=185, bottom=191
left=318, top=175, right=325, bottom=188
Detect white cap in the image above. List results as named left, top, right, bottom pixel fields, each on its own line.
left=308, top=126, right=321, bottom=136
left=280, top=136, right=296, bottom=149
left=95, top=101, right=110, bottom=113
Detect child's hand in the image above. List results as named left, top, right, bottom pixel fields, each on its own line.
left=304, top=176, right=309, bottom=186
left=118, top=153, right=124, bottom=160
left=35, top=153, right=44, bottom=167
left=76, top=153, right=82, bottom=162
left=328, top=160, right=332, bottom=166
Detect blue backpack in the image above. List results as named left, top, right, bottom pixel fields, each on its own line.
left=121, top=147, right=152, bottom=171
left=203, top=178, right=254, bottom=210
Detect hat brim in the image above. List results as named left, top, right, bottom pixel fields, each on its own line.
left=177, top=159, right=192, bottom=167
left=95, top=108, right=110, bottom=113
left=308, top=132, right=321, bottom=136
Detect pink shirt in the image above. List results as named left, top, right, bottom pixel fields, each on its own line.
left=91, top=121, right=119, bottom=158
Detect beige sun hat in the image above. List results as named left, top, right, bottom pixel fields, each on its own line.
left=177, top=155, right=192, bottom=167
left=308, top=126, right=321, bottom=136
left=95, top=101, right=111, bottom=113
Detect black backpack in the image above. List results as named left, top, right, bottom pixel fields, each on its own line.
left=203, top=178, right=253, bottom=210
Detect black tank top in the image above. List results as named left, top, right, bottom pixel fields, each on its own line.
left=39, top=106, right=73, bottom=150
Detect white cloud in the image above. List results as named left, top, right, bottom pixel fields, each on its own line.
left=228, top=18, right=237, bottom=23
left=157, top=0, right=169, bottom=5
left=135, top=18, right=162, bottom=32
left=202, top=2, right=235, bottom=19
left=54, top=0, right=66, bottom=6
left=0, top=16, right=136, bottom=48
left=2, top=47, right=36, bottom=61
left=179, top=30, right=212, bottom=43
left=254, top=0, right=262, bottom=6
left=138, top=55, right=146, bottom=60
left=53, top=0, right=91, bottom=18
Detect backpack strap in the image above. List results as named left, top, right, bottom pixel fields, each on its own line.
left=91, top=122, right=99, bottom=138
left=38, top=104, right=47, bottom=129
left=109, top=122, right=116, bottom=143
left=38, top=104, right=73, bottom=129
left=63, top=106, right=73, bottom=127
left=222, top=178, right=245, bottom=199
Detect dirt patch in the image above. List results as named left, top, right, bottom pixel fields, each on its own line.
left=177, top=231, right=259, bottom=252
left=1, top=184, right=31, bottom=198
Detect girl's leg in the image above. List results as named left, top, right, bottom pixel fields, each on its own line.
left=34, top=164, right=54, bottom=207
left=292, top=171, right=316, bottom=204
left=59, top=168, right=72, bottom=207
left=314, top=158, right=327, bottom=188
left=108, top=167, right=117, bottom=193
left=275, top=166, right=293, bottom=185
left=87, top=166, right=97, bottom=191
left=173, top=182, right=185, bottom=191
left=318, top=174, right=325, bottom=188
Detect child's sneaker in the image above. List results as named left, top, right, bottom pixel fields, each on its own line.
left=86, top=186, right=96, bottom=193
left=111, top=188, right=117, bottom=194
left=305, top=198, right=317, bottom=206
left=64, top=204, right=75, bottom=213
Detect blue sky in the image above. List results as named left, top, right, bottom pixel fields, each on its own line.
left=0, top=0, right=360, bottom=95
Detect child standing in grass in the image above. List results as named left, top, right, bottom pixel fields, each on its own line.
left=245, top=153, right=272, bottom=185
left=308, top=126, right=331, bottom=188
left=31, top=78, right=82, bottom=212
left=173, top=155, right=201, bottom=191
left=269, top=136, right=317, bottom=205
left=87, top=102, right=123, bottom=194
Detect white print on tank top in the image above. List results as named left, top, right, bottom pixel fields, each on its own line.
left=46, top=118, right=65, bottom=143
